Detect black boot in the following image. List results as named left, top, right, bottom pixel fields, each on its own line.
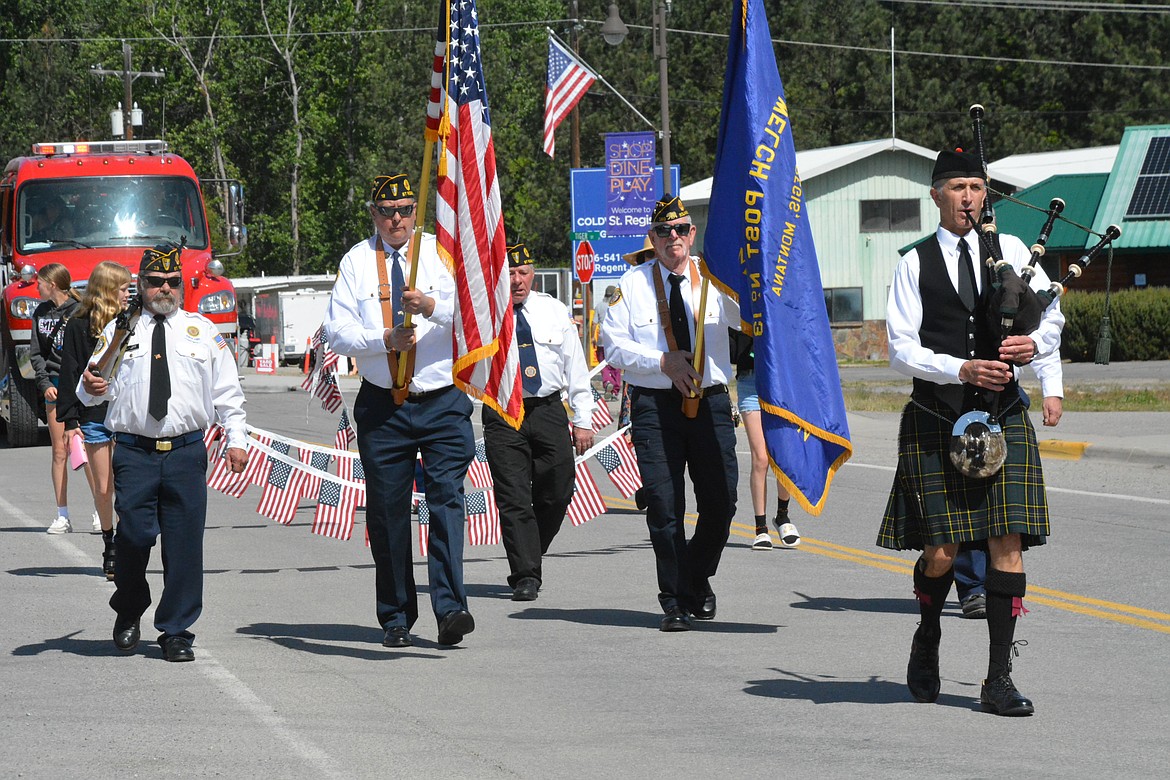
left=907, top=559, right=953, bottom=703
left=980, top=568, right=1034, bottom=716
left=102, top=533, right=116, bottom=581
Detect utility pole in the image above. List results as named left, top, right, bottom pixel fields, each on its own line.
left=90, top=41, right=165, bottom=140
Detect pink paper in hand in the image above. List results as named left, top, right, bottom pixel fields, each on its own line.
left=69, top=434, right=88, bottom=471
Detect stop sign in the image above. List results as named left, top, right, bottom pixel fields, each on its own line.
left=574, top=240, right=596, bottom=284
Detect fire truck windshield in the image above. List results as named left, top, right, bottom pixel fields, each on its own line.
left=17, top=176, right=209, bottom=253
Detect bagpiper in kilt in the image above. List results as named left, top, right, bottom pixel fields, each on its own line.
left=881, top=148, right=1066, bottom=717
left=877, top=394, right=1049, bottom=552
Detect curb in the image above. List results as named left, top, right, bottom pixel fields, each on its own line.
left=1038, top=438, right=1170, bottom=468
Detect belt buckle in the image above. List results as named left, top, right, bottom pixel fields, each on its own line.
left=155, top=440, right=173, bottom=452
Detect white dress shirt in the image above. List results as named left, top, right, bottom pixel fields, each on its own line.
left=77, top=308, right=248, bottom=449
left=601, top=257, right=740, bottom=389
left=515, top=291, right=595, bottom=428
left=1030, top=348, right=1063, bottom=398
left=887, top=225, right=1065, bottom=385
left=324, top=233, right=456, bottom=392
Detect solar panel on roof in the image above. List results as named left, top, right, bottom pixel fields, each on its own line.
left=1125, top=136, right=1170, bottom=218
left=1138, top=137, right=1170, bottom=175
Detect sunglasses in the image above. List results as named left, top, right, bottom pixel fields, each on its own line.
left=374, top=204, right=415, bottom=218
left=652, top=223, right=693, bottom=238
left=141, top=275, right=183, bottom=289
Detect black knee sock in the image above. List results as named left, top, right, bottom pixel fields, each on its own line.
left=913, top=557, right=953, bottom=639
left=754, top=514, right=767, bottom=533
left=985, top=568, right=1027, bottom=680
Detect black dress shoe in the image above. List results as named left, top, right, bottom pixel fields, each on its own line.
left=113, top=617, right=140, bottom=652
left=437, top=609, right=475, bottom=646
left=980, top=673, right=1034, bottom=716
left=659, top=606, right=693, bottom=632
left=383, top=626, right=412, bottom=648
left=161, top=635, right=194, bottom=662
left=906, top=625, right=941, bottom=703
left=511, top=578, right=540, bottom=602
left=692, top=592, right=716, bottom=621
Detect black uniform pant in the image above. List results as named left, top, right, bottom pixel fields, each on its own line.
left=629, top=388, right=738, bottom=613
left=482, top=395, right=575, bottom=587
left=354, top=382, right=474, bottom=631
left=109, top=433, right=208, bottom=641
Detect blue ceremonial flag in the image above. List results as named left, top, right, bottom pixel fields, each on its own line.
left=702, top=0, right=852, bottom=515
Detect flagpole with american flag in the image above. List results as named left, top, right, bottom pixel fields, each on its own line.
left=431, top=0, right=524, bottom=429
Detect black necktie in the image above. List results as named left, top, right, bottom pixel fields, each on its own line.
left=668, top=273, right=692, bottom=353
left=514, top=305, right=542, bottom=394
left=390, top=249, right=406, bottom=327
left=956, top=237, right=977, bottom=310
left=148, top=314, right=171, bottom=421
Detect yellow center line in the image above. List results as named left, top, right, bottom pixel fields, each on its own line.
left=672, top=517, right=1170, bottom=634
left=607, top=495, right=1169, bottom=631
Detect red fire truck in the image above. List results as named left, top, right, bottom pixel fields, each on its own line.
left=0, top=139, right=246, bottom=446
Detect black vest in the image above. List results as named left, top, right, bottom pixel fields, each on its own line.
left=911, top=233, right=1017, bottom=416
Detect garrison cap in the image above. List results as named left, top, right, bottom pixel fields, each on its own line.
left=140, top=242, right=182, bottom=275
left=506, top=243, right=533, bottom=268
left=651, top=195, right=689, bottom=224
left=370, top=174, right=415, bottom=203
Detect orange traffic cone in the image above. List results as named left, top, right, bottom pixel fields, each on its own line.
left=302, top=337, right=312, bottom=374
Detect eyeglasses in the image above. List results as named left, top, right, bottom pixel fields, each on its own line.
left=141, top=275, right=183, bottom=289
left=652, top=223, right=693, bottom=238
left=374, top=204, right=415, bottom=218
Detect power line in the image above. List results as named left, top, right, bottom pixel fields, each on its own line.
left=884, top=0, right=1170, bottom=13
left=4, top=14, right=1170, bottom=74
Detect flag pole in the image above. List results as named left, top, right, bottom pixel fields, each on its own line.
left=681, top=273, right=709, bottom=419
left=393, top=17, right=451, bottom=404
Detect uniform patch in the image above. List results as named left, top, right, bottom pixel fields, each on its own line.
left=187, top=325, right=201, bottom=338
left=524, top=366, right=538, bottom=379
left=214, top=333, right=227, bottom=350
left=608, top=287, right=623, bottom=306
left=95, top=334, right=108, bottom=354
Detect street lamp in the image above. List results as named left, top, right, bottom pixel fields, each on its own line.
left=601, top=1, right=673, bottom=196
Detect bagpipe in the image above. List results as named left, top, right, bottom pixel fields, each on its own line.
left=949, top=104, right=1122, bottom=479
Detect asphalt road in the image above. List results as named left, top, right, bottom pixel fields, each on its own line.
left=2, top=381, right=1168, bottom=778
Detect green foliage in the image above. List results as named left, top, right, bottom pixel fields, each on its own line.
left=2, top=1, right=1170, bottom=279
left=1061, top=288, right=1170, bottom=362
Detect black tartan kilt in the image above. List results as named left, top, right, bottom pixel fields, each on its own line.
left=877, top=398, right=1050, bottom=551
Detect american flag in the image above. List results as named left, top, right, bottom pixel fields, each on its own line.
left=204, top=424, right=223, bottom=457
left=314, top=372, right=344, bottom=413
left=465, top=489, right=500, bottom=546
left=207, top=438, right=251, bottom=498
left=430, top=0, right=524, bottom=429
left=311, top=479, right=357, bottom=541
left=467, top=438, right=493, bottom=489
left=245, top=434, right=274, bottom=487
left=335, top=408, right=356, bottom=451
left=567, top=461, right=607, bottom=526
left=337, top=454, right=367, bottom=507
left=591, top=387, right=614, bottom=429
left=416, top=497, right=430, bottom=557
left=297, top=448, right=333, bottom=500
left=543, top=35, right=597, bottom=158
left=256, top=441, right=305, bottom=525
left=595, top=434, right=643, bottom=498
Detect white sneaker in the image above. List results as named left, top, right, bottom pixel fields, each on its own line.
left=91, top=511, right=102, bottom=534
left=777, top=522, right=801, bottom=548
left=751, top=532, right=773, bottom=550
left=47, top=516, right=72, bottom=534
